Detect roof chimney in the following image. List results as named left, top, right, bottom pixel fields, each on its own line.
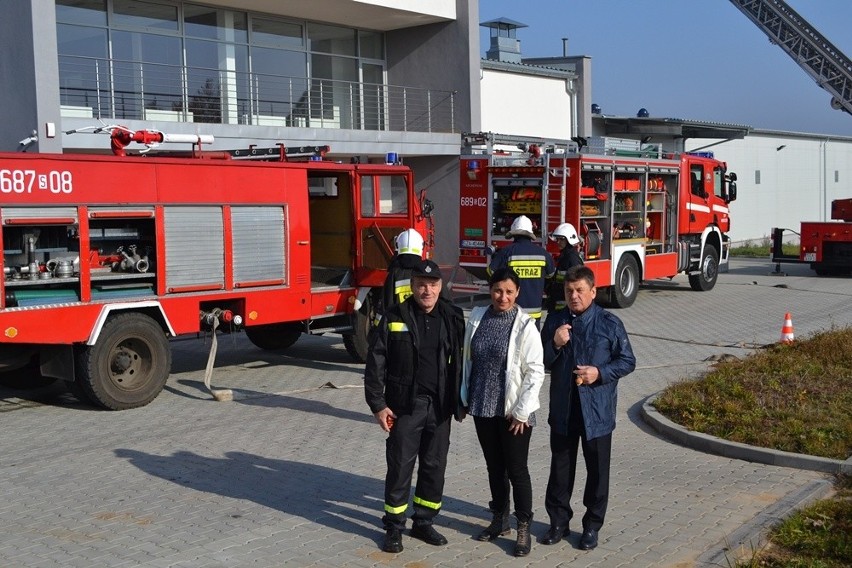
left=481, top=18, right=528, bottom=63
left=562, top=37, right=569, bottom=56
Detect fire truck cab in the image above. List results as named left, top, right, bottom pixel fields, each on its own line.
left=0, top=128, right=429, bottom=409
left=458, top=133, right=737, bottom=308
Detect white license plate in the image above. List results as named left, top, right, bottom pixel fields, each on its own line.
left=804, top=252, right=816, bottom=262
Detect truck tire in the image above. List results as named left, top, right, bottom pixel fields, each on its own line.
left=75, top=312, right=171, bottom=410
left=689, top=244, right=719, bottom=291
left=610, top=254, right=639, bottom=308
left=343, top=292, right=375, bottom=363
left=245, top=322, right=302, bottom=351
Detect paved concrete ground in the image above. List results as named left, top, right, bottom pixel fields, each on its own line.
left=1, top=258, right=849, bottom=567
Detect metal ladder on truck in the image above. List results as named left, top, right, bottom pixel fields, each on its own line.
left=728, top=0, right=852, bottom=114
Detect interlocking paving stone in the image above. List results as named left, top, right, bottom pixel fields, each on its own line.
left=0, top=259, right=846, bottom=566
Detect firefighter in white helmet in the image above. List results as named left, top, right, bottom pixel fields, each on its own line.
left=547, top=223, right=584, bottom=312
left=377, top=229, right=425, bottom=324
left=488, top=215, right=555, bottom=325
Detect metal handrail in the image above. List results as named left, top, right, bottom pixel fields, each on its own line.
left=58, top=55, right=457, bottom=133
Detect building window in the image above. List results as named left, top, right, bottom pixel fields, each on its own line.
left=755, top=170, right=761, bottom=185
left=56, top=0, right=107, bottom=26
left=112, top=0, right=179, bottom=32
left=56, top=0, right=387, bottom=129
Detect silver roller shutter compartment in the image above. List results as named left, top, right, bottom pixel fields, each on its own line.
left=164, top=206, right=225, bottom=290
left=231, top=206, right=286, bottom=285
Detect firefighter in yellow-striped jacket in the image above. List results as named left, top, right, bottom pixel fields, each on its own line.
left=488, top=215, right=556, bottom=325
left=374, top=229, right=424, bottom=326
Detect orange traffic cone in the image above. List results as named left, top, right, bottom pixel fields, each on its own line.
left=780, top=312, right=795, bottom=343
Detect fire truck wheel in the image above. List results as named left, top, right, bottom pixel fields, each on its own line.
left=244, top=322, right=302, bottom=351
left=343, top=293, right=374, bottom=363
left=611, top=254, right=639, bottom=308
left=689, top=244, right=719, bottom=292
left=75, top=312, right=172, bottom=410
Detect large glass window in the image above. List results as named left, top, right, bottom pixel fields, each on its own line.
left=251, top=17, right=303, bottom=48
left=55, top=1, right=387, bottom=128
left=310, top=54, right=358, bottom=127
left=56, top=0, right=107, bottom=26
left=113, top=0, right=179, bottom=32
left=185, top=4, right=247, bottom=42
left=362, top=63, right=385, bottom=130
left=359, top=31, right=383, bottom=59
left=185, top=39, right=249, bottom=123
left=308, top=23, right=355, bottom=56
left=252, top=47, right=308, bottom=120
left=112, top=30, right=182, bottom=118
left=57, top=24, right=109, bottom=112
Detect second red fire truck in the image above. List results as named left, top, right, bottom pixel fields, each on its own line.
left=0, top=127, right=430, bottom=409
left=457, top=132, right=738, bottom=307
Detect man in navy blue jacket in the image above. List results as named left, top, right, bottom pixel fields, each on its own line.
left=539, top=265, right=636, bottom=551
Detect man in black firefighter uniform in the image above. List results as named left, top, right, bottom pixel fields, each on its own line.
left=489, top=215, right=556, bottom=325
left=364, top=259, right=465, bottom=553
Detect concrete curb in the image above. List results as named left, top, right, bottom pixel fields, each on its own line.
left=642, top=393, right=848, bottom=567
left=641, top=394, right=851, bottom=475
left=695, top=478, right=834, bottom=567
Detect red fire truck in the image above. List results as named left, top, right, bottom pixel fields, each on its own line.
left=457, top=133, right=738, bottom=307
left=770, top=198, right=852, bottom=276
left=0, top=126, right=430, bottom=409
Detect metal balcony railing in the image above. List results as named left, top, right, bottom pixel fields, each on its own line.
left=58, top=55, right=457, bottom=134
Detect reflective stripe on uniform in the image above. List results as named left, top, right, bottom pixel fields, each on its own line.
left=384, top=503, right=408, bottom=514
left=508, top=256, right=547, bottom=279
left=413, top=495, right=441, bottom=510
left=522, top=307, right=543, bottom=319
left=388, top=322, right=409, bottom=332
left=394, top=279, right=412, bottom=303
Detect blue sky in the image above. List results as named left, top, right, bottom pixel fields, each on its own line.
left=477, top=0, right=852, bottom=136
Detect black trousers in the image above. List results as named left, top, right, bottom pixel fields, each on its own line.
left=383, top=395, right=451, bottom=530
left=473, top=416, right=533, bottom=522
left=544, top=429, right=612, bottom=531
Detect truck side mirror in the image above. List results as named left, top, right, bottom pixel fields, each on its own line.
left=420, top=195, right=434, bottom=217
left=728, top=181, right=737, bottom=202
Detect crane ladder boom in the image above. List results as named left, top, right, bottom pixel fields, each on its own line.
left=729, top=0, right=852, bottom=114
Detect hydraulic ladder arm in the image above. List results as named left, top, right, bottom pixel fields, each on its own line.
left=728, top=0, right=852, bottom=115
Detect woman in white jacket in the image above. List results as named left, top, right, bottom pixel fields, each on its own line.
left=460, top=267, right=545, bottom=557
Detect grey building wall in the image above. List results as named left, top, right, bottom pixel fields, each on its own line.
left=0, top=0, right=62, bottom=153
left=385, top=0, right=479, bottom=265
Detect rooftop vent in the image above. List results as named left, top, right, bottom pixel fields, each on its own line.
left=481, top=17, right=527, bottom=63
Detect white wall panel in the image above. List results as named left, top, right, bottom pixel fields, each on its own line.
left=700, top=134, right=852, bottom=243
left=480, top=69, right=573, bottom=140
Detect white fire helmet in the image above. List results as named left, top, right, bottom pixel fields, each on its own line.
left=507, top=215, right=536, bottom=238
left=551, top=223, right=581, bottom=246
left=395, top=228, right=424, bottom=257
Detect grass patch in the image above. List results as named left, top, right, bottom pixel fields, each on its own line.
left=734, top=474, right=851, bottom=567
left=730, top=237, right=798, bottom=257
left=654, top=327, right=852, bottom=460
left=655, top=328, right=852, bottom=566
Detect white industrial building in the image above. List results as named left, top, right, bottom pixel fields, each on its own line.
left=476, top=18, right=852, bottom=245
